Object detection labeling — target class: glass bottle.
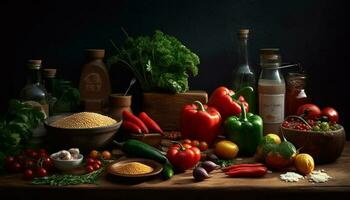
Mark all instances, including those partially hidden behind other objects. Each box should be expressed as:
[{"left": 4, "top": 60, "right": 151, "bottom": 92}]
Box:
[
  {"left": 20, "top": 60, "right": 49, "bottom": 117},
  {"left": 43, "top": 68, "right": 57, "bottom": 116},
  {"left": 232, "top": 29, "right": 256, "bottom": 113},
  {"left": 285, "top": 73, "right": 312, "bottom": 116},
  {"left": 258, "top": 49, "right": 285, "bottom": 135}
]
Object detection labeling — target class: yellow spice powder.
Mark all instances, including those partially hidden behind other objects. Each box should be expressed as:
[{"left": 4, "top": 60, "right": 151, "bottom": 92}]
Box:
[
  {"left": 51, "top": 112, "right": 117, "bottom": 129},
  {"left": 113, "top": 162, "right": 154, "bottom": 175}
]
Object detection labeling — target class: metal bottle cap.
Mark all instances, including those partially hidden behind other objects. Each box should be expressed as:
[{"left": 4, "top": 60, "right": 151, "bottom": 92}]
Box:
[
  {"left": 238, "top": 29, "right": 249, "bottom": 39},
  {"left": 259, "top": 48, "right": 281, "bottom": 68},
  {"left": 27, "top": 60, "right": 42, "bottom": 69}
]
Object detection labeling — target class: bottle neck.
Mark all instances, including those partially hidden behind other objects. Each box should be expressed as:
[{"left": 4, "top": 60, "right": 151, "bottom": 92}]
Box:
[
  {"left": 237, "top": 38, "right": 249, "bottom": 68},
  {"left": 28, "top": 68, "right": 41, "bottom": 85}
]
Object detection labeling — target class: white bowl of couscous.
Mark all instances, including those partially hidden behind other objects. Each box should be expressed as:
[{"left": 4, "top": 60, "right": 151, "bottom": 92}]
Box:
[{"left": 44, "top": 112, "right": 122, "bottom": 151}]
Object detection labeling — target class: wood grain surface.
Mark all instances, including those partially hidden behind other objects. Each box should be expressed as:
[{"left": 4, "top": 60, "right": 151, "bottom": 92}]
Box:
[{"left": 1, "top": 142, "right": 350, "bottom": 200}]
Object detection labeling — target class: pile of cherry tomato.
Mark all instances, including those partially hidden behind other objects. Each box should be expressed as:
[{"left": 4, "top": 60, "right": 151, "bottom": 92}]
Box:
[
  {"left": 183, "top": 139, "right": 208, "bottom": 151},
  {"left": 85, "top": 150, "right": 111, "bottom": 173},
  {"left": 4, "top": 149, "right": 53, "bottom": 180}
]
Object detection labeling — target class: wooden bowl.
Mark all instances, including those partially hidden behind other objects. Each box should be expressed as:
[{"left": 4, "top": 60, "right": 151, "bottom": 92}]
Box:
[
  {"left": 44, "top": 114, "right": 122, "bottom": 151},
  {"left": 281, "top": 125, "right": 346, "bottom": 164},
  {"left": 107, "top": 158, "right": 163, "bottom": 183},
  {"left": 127, "top": 133, "right": 162, "bottom": 147}
]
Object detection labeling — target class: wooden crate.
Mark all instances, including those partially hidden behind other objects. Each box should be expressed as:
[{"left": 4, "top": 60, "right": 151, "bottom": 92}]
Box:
[{"left": 142, "top": 91, "right": 208, "bottom": 131}]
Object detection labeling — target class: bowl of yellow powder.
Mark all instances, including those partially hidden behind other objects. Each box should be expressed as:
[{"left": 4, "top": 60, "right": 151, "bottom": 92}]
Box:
[
  {"left": 107, "top": 158, "right": 163, "bottom": 182},
  {"left": 44, "top": 112, "right": 122, "bottom": 151}
]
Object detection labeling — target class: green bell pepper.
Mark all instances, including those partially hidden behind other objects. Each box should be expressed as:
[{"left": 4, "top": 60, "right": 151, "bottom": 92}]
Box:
[{"left": 224, "top": 103, "right": 263, "bottom": 156}]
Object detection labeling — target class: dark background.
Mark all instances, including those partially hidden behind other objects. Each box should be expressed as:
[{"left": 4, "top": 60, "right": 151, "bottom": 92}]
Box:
[{"left": 1, "top": 0, "right": 348, "bottom": 136}]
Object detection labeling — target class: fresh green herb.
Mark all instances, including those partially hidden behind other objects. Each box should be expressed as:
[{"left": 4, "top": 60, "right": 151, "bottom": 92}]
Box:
[
  {"left": 32, "top": 167, "right": 105, "bottom": 186},
  {"left": 108, "top": 30, "right": 200, "bottom": 93},
  {"left": 216, "top": 159, "right": 235, "bottom": 167},
  {"left": 0, "top": 99, "right": 45, "bottom": 172}
]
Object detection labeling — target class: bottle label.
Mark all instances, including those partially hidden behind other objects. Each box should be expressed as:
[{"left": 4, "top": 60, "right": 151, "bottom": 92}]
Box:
[{"left": 259, "top": 93, "right": 285, "bottom": 123}]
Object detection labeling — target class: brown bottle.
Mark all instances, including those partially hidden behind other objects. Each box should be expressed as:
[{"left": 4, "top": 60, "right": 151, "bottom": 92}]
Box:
[{"left": 79, "top": 49, "right": 111, "bottom": 113}]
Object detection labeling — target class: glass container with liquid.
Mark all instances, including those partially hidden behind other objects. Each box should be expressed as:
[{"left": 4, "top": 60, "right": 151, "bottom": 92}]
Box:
[
  {"left": 232, "top": 29, "right": 256, "bottom": 113},
  {"left": 258, "top": 49, "right": 285, "bottom": 134}
]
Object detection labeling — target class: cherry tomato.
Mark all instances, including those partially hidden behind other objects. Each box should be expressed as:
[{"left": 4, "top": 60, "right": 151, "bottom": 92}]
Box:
[
  {"left": 101, "top": 151, "right": 111, "bottom": 160},
  {"left": 29, "top": 151, "right": 38, "bottom": 159},
  {"left": 25, "top": 159, "right": 36, "bottom": 170},
  {"left": 23, "top": 169, "right": 34, "bottom": 180},
  {"left": 37, "top": 167, "right": 47, "bottom": 177},
  {"left": 183, "top": 139, "right": 192, "bottom": 144},
  {"left": 86, "top": 165, "right": 94, "bottom": 173},
  {"left": 43, "top": 157, "right": 54, "bottom": 169},
  {"left": 15, "top": 154, "right": 26, "bottom": 165},
  {"left": 182, "top": 143, "right": 192, "bottom": 149},
  {"left": 38, "top": 149, "right": 47, "bottom": 154},
  {"left": 321, "top": 107, "right": 339, "bottom": 123},
  {"left": 93, "top": 163, "right": 101, "bottom": 170},
  {"left": 10, "top": 162, "right": 22, "bottom": 173},
  {"left": 25, "top": 149, "right": 34, "bottom": 157},
  {"left": 95, "top": 160, "right": 102, "bottom": 166},
  {"left": 199, "top": 141, "right": 208, "bottom": 151},
  {"left": 4, "top": 156, "right": 15, "bottom": 169},
  {"left": 89, "top": 150, "right": 99, "bottom": 159},
  {"left": 86, "top": 158, "right": 96, "bottom": 166},
  {"left": 191, "top": 140, "right": 200, "bottom": 147},
  {"left": 297, "top": 104, "right": 321, "bottom": 120},
  {"left": 38, "top": 151, "right": 47, "bottom": 158}
]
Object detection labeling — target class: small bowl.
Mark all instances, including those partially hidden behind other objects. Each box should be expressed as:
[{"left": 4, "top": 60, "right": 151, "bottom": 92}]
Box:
[
  {"left": 107, "top": 158, "right": 163, "bottom": 183},
  {"left": 281, "top": 125, "right": 346, "bottom": 164},
  {"left": 50, "top": 154, "right": 84, "bottom": 171},
  {"left": 44, "top": 114, "right": 122, "bottom": 151},
  {"left": 127, "top": 133, "right": 162, "bottom": 147}
]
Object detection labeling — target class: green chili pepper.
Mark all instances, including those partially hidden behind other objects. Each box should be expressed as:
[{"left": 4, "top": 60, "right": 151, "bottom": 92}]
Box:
[{"left": 224, "top": 103, "right": 263, "bottom": 156}]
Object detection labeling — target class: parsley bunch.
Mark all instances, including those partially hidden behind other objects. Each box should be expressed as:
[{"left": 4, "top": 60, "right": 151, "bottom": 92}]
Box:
[{"left": 108, "top": 30, "right": 200, "bottom": 93}]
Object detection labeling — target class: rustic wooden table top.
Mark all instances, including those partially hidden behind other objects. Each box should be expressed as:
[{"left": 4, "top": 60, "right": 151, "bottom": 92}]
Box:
[{"left": 1, "top": 142, "right": 350, "bottom": 200}]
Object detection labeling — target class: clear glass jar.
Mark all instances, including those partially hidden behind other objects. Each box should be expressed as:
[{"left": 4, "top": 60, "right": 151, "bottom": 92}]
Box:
[
  {"left": 285, "top": 73, "right": 311, "bottom": 116},
  {"left": 258, "top": 49, "right": 285, "bottom": 134}
]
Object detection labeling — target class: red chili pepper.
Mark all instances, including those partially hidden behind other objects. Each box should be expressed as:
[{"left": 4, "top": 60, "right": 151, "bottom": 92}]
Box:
[
  {"left": 122, "top": 111, "right": 149, "bottom": 134},
  {"left": 181, "top": 101, "right": 221, "bottom": 145},
  {"left": 225, "top": 166, "right": 267, "bottom": 177},
  {"left": 122, "top": 121, "right": 142, "bottom": 134},
  {"left": 208, "top": 86, "right": 250, "bottom": 120},
  {"left": 222, "top": 163, "right": 265, "bottom": 172},
  {"left": 138, "top": 112, "right": 164, "bottom": 134}
]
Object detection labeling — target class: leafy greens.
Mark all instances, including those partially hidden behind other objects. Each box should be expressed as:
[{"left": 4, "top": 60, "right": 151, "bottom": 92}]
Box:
[{"left": 108, "top": 30, "right": 200, "bottom": 93}]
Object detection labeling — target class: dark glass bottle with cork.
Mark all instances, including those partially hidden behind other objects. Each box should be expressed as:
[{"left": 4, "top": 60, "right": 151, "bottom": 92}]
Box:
[
  {"left": 232, "top": 29, "right": 256, "bottom": 113},
  {"left": 20, "top": 60, "right": 49, "bottom": 117},
  {"left": 79, "top": 49, "right": 111, "bottom": 113}
]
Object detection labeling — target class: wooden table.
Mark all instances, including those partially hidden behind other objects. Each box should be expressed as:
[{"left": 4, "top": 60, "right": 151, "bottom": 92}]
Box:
[{"left": 1, "top": 143, "right": 350, "bottom": 200}]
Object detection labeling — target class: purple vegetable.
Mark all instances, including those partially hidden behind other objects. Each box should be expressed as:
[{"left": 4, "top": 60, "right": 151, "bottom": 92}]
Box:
[
  {"left": 207, "top": 153, "right": 219, "bottom": 163},
  {"left": 193, "top": 166, "right": 210, "bottom": 181},
  {"left": 201, "top": 161, "right": 220, "bottom": 173}
]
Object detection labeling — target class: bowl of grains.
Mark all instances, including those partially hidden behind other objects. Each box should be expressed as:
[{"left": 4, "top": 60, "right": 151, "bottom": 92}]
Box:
[
  {"left": 107, "top": 158, "right": 163, "bottom": 182},
  {"left": 44, "top": 112, "right": 122, "bottom": 151}
]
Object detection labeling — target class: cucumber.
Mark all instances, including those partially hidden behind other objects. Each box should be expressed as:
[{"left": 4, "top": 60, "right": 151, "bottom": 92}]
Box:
[
  {"left": 162, "top": 162, "right": 174, "bottom": 180},
  {"left": 113, "top": 139, "right": 168, "bottom": 164}
]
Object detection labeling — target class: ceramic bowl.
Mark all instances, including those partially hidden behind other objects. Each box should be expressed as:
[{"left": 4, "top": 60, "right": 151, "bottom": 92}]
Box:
[
  {"left": 281, "top": 125, "right": 346, "bottom": 164},
  {"left": 50, "top": 154, "right": 84, "bottom": 171},
  {"left": 44, "top": 114, "right": 122, "bottom": 151}
]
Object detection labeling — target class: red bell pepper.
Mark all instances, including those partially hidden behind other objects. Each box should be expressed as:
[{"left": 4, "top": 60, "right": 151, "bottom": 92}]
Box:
[
  {"left": 208, "top": 86, "right": 251, "bottom": 120},
  {"left": 181, "top": 101, "right": 221, "bottom": 145},
  {"left": 166, "top": 142, "right": 201, "bottom": 171}
]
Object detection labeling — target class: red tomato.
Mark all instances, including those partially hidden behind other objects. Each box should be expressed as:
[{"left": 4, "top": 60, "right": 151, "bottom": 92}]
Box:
[
  {"left": 89, "top": 150, "right": 99, "bottom": 159},
  {"left": 10, "top": 162, "right": 22, "bottom": 173},
  {"left": 199, "top": 141, "right": 209, "bottom": 151},
  {"left": 297, "top": 104, "right": 321, "bottom": 120},
  {"left": 321, "top": 107, "right": 339, "bottom": 123},
  {"left": 166, "top": 144, "right": 201, "bottom": 171},
  {"left": 43, "top": 157, "right": 54, "bottom": 169},
  {"left": 4, "top": 156, "right": 15, "bottom": 169},
  {"left": 182, "top": 143, "right": 192, "bottom": 149},
  {"left": 86, "top": 158, "right": 95, "bottom": 166},
  {"left": 183, "top": 139, "right": 192, "bottom": 144},
  {"left": 37, "top": 167, "right": 47, "bottom": 177},
  {"left": 38, "top": 149, "right": 47, "bottom": 154},
  {"left": 86, "top": 165, "right": 94, "bottom": 173},
  {"left": 93, "top": 163, "right": 101, "bottom": 170},
  {"left": 101, "top": 151, "right": 111, "bottom": 160},
  {"left": 95, "top": 160, "right": 102, "bottom": 166},
  {"left": 23, "top": 169, "right": 34, "bottom": 180},
  {"left": 15, "top": 154, "right": 26, "bottom": 165},
  {"left": 191, "top": 140, "right": 200, "bottom": 147}
]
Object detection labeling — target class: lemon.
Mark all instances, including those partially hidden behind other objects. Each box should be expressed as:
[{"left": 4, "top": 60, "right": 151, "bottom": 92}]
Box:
[
  {"left": 214, "top": 140, "right": 239, "bottom": 159},
  {"left": 266, "top": 133, "right": 281, "bottom": 144},
  {"left": 295, "top": 153, "right": 315, "bottom": 175}
]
